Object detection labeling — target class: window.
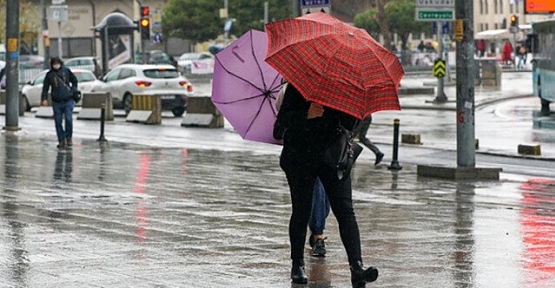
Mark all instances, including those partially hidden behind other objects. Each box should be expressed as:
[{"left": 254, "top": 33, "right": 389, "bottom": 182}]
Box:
[
  {"left": 500, "top": 0, "right": 503, "bottom": 14},
  {"left": 480, "top": 0, "right": 484, "bottom": 14},
  {"left": 119, "top": 68, "right": 135, "bottom": 80},
  {"left": 143, "top": 69, "right": 179, "bottom": 79},
  {"left": 104, "top": 69, "right": 120, "bottom": 82}
]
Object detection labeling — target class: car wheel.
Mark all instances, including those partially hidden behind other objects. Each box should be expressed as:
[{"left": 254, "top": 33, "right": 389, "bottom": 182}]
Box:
[
  {"left": 172, "top": 106, "right": 185, "bottom": 117},
  {"left": 22, "top": 95, "right": 31, "bottom": 112},
  {"left": 123, "top": 93, "right": 133, "bottom": 115}
]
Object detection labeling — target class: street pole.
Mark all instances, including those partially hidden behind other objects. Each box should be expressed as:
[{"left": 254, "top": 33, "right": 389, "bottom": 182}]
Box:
[
  {"left": 292, "top": 0, "right": 300, "bottom": 17},
  {"left": 58, "top": 21, "right": 63, "bottom": 58},
  {"left": 455, "top": 0, "right": 476, "bottom": 167},
  {"left": 41, "top": 0, "right": 50, "bottom": 68},
  {"left": 435, "top": 21, "right": 446, "bottom": 102},
  {"left": 5, "top": 0, "right": 19, "bottom": 130},
  {"left": 264, "top": 2, "right": 269, "bottom": 29}
]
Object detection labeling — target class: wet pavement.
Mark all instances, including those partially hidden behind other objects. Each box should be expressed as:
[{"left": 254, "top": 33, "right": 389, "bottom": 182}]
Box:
[{"left": 0, "top": 72, "right": 554, "bottom": 287}]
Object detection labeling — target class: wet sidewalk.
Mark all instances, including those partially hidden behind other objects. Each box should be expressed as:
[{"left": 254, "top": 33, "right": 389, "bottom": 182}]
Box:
[{"left": 0, "top": 131, "right": 554, "bottom": 287}]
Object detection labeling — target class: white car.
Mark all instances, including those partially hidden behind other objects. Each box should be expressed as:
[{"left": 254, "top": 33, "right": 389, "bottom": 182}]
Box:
[
  {"left": 91, "top": 64, "right": 193, "bottom": 116},
  {"left": 21, "top": 68, "right": 101, "bottom": 111},
  {"left": 177, "top": 52, "right": 213, "bottom": 73}
]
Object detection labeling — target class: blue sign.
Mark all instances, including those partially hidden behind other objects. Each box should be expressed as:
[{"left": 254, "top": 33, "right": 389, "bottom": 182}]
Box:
[
  {"left": 301, "top": 0, "right": 330, "bottom": 7},
  {"left": 153, "top": 33, "right": 163, "bottom": 44}
]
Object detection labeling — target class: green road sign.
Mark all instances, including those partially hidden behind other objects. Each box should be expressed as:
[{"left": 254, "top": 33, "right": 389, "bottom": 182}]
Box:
[{"left": 416, "top": 9, "right": 454, "bottom": 21}]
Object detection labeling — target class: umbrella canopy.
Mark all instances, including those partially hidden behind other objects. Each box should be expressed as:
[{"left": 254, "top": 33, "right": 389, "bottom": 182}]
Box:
[
  {"left": 211, "top": 29, "right": 283, "bottom": 145},
  {"left": 265, "top": 12, "right": 404, "bottom": 120}
]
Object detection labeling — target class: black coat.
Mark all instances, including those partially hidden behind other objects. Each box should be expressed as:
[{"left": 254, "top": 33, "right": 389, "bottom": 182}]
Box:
[{"left": 41, "top": 66, "right": 78, "bottom": 103}]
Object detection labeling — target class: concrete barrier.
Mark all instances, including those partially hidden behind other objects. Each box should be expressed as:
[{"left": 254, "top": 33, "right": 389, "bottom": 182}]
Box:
[
  {"left": 0, "top": 90, "right": 26, "bottom": 116},
  {"left": 401, "top": 133, "right": 421, "bottom": 144},
  {"left": 181, "top": 96, "right": 224, "bottom": 128},
  {"left": 77, "top": 92, "right": 114, "bottom": 120},
  {"left": 518, "top": 144, "right": 541, "bottom": 156},
  {"left": 125, "top": 94, "right": 162, "bottom": 124}
]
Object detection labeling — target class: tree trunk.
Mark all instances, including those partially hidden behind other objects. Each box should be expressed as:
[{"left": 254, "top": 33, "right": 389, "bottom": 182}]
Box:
[{"left": 376, "top": 0, "right": 391, "bottom": 51}]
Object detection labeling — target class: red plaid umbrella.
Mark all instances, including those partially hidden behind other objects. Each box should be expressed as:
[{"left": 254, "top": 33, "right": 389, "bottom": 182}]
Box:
[{"left": 265, "top": 12, "right": 404, "bottom": 119}]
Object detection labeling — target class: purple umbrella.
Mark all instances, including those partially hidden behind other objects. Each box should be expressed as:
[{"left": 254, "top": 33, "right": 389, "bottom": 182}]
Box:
[{"left": 211, "top": 29, "right": 283, "bottom": 145}]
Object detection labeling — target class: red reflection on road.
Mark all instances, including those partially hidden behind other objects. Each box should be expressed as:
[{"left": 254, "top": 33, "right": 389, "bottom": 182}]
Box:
[
  {"left": 520, "top": 178, "right": 555, "bottom": 285},
  {"left": 135, "top": 153, "right": 150, "bottom": 243}
]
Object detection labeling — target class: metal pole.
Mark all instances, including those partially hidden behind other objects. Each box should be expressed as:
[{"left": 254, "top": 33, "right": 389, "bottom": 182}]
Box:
[
  {"left": 455, "top": 0, "right": 476, "bottom": 167},
  {"left": 5, "top": 0, "right": 20, "bottom": 130},
  {"left": 388, "top": 119, "right": 402, "bottom": 170},
  {"left": 58, "top": 21, "right": 63, "bottom": 57},
  {"left": 435, "top": 21, "right": 447, "bottom": 103},
  {"left": 264, "top": 2, "right": 269, "bottom": 30},
  {"left": 97, "top": 104, "right": 107, "bottom": 142},
  {"left": 292, "top": 0, "right": 300, "bottom": 17},
  {"left": 41, "top": 0, "right": 50, "bottom": 69}
]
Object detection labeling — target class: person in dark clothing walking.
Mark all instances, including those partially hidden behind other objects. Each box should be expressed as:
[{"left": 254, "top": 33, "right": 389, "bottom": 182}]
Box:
[
  {"left": 276, "top": 83, "right": 378, "bottom": 287},
  {"left": 41, "top": 57, "right": 78, "bottom": 149},
  {"left": 357, "top": 115, "right": 384, "bottom": 165}
]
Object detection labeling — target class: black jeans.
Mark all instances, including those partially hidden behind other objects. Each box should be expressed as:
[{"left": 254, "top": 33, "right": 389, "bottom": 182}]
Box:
[{"left": 280, "top": 151, "right": 362, "bottom": 265}]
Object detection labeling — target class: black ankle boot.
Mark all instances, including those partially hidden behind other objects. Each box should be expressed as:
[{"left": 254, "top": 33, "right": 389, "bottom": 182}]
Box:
[
  {"left": 291, "top": 259, "right": 308, "bottom": 284},
  {"left": 350, "top": 261, "right": 378, "bottom": 288}
]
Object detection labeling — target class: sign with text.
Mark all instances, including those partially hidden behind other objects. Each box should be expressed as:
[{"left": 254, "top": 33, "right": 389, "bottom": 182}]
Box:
[
  {"left": 301, "top": 0, "right": 330, "bottom": 7},
  {"left": 416, "top": 0, "right": 454, "bottom": 7},
  {"left": 416, "top": 8, "right": 454, "bottom": 21}
]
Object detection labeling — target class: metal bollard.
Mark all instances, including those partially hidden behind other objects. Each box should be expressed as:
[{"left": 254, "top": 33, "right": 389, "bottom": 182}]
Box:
[
  {"left": 97, "top": 104, "right": 107, "bottom": 142},
  {"left": 388, "top": 118, "right": 402, "bottom": 170}
]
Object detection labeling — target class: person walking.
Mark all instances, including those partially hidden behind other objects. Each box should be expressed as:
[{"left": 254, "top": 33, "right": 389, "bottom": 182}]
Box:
[
  {"left": 41, "top": 57, "right": 78, "bottom": 149},
  {"left": 357, "top": 115, "right": 384, "bottom": 165},
  {"left": 276, "top": 83, "right": 378, "bottom": 287},
  {"left": 308, "top": 177, "right": 329, "bottom": 257}
]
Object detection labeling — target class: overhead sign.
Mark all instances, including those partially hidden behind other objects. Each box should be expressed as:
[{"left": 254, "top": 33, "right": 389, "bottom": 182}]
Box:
[
  {"left": 301, "top": 0, "right": 330, "bottom": 6},
  {"left": 525, "top": 0, "right": 555, "bottom": 14},
  {"left": 416, "top": 8, "right": 454, "bottom": 21},
  {"left": 415, "top": 0, "right": 454, "bottom": 7}
]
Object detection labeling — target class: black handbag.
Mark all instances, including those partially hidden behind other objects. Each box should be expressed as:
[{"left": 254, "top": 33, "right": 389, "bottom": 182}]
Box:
[
  {"left": 323, "top": 125, "right": 363, "bottom": 180},
  {"left": 72, "top": 90, "right": 82, "bottom": 103}
]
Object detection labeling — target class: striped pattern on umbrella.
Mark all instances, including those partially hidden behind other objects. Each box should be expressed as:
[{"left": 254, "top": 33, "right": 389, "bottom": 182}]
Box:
[{"left": 265, "top": 12, "right": 404, "bottom": 119}]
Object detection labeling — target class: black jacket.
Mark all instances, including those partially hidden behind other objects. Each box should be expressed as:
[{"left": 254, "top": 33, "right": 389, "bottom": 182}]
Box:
[
  {"left": 276, "top": 84, "right": 359, "bottom": 159},
  {"left": 41, "top": 66, "right": 78, "bottom": 103}
]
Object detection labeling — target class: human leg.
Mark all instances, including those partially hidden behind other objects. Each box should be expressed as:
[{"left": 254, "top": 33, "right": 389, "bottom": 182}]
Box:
[
  {"left": 281, "top": 155, "right": 318, "bottom": 283},
  {"left": 358, "top": 115, "right": 384, "bottom": 165},
  {"left": 319, "top": 165, "right": 378, "bottom": 287},
  {"left": 63, "top": 101, "right": 74, "bottom": 144},
  {"left": 52, "top": 102, "right": 66, "bottom": 148},
  {"left": 308, "top": 177, "right": 330, "bottom": 256}
]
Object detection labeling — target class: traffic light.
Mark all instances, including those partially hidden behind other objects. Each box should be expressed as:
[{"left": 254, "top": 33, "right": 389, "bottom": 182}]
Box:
[
  {"left": 510, "top": 14, "right": 518, "bottom": 28},
  {"left": 140, "top": 6, "right": 150, "bottom": 41}
]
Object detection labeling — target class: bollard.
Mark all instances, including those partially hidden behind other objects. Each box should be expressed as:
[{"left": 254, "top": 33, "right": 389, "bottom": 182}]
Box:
[
  {"left": 97, "top": 104, "right": 107, "bottom": 142},
  {"left": 388, "top": 119, "right": 403, "bottom": 170}
]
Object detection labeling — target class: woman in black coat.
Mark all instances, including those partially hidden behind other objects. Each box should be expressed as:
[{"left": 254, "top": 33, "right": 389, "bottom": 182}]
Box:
[{"left": 276, "top": 83, "right": 378, "bottom": 287}]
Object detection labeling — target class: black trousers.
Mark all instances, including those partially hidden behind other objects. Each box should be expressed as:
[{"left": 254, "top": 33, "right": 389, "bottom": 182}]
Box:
[
  {"left": 357, "top": 115, "right": 381, "bottom": 155},
  {"left": 280, "top": 151, "right": 362, "bottom": 265}
]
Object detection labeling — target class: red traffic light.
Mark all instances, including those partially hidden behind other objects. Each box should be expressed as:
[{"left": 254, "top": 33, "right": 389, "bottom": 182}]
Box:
[
  {"left": 140, "top": 6, "right": 149, "bottom": 17},
  {"left": 140, "top": 18, "right": 150, "bottom": 28}
]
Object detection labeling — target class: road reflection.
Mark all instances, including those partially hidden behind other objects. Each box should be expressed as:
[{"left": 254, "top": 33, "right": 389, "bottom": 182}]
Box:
[
  {"left": 135, "top": 153, "right": 150, "bottom": 243},
  {"left": 2, "top": 135, "right": 29, "bottom": 286},
  {"left": 453, "top": 182, "right": 476, "bottom": 288},
  {"left": 520, "top": 178, "right": 555, "bottom": 287}
]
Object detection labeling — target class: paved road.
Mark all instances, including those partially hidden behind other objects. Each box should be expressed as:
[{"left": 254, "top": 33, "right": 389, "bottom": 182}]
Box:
[{"left": 0, "top": 71, "right": 553, "bottom": 287}]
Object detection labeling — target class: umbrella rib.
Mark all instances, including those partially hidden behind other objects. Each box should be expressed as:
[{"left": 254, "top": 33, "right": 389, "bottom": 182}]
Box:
[
  {"left": 215, "top": 54, "right": 267, "bottom": 94},
  {"left": 244, "top": 90, "right": 278, "bottom": 137},
  {"left": 212, "top": 93, "right": 268, "bottom": 105}
]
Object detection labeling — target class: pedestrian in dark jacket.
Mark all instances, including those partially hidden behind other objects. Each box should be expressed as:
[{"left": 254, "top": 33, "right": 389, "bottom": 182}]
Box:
[
  {"left": 356, "top": 115, "right": 384, "bottom": 165},
  {"left": 276, "top": 83, "right": 378, "bottom": 287},
  {"left": 41, "top": 56, "right": 78, "bottom": 149}
]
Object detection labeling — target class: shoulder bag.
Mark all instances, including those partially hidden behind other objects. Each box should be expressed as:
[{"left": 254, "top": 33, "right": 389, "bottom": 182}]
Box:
[
  {"left": 54, "top": 72, "right": 81, "bottom": 103},
  {"left": 323, "top": 125, "right": 363, "bottom": 180}
]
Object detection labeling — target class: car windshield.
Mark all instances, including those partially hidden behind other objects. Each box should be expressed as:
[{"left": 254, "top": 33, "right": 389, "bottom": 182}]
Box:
[
  {"left": 143, "top": 69, "right": 179, "bottom": 79},
  {"left": 74, "top": 72, "right": 96, "bottom": 82}
]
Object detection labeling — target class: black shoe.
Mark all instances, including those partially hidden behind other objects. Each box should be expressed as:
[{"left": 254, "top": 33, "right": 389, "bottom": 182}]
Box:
[
  {"left": 311, "top": 237, "right": 326, "bottom": 257},
  {"left": 375, "top": 152, "right": 384, "bottom": 165},
  {"left": 309, "top": 234, "right": 316, "bottom": 248},
  {"left": 57, "top": 141, "right": 66, "bottom": 149},
  {"left": 291, "top": 259, "right": 308, "bottom": 284},
  {"left": 351, "top": 261, "right": 378, "bottom": 288}
]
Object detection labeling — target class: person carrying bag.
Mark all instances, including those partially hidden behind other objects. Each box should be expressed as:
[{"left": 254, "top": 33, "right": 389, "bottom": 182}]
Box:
[{"left": 41, "top": 57, "right": 79, "bottom": 149}]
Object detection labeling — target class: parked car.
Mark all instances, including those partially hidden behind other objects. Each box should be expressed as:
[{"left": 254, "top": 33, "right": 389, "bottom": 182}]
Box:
[
  {"left": 90, "top": 64, "right": 193, "bottom": 116},
  {"left": 19, "top": 55, "right": 45, "bottom": 69},
  {"left": 65, "top": 56, "right": 103, "bottom": 78},
  {"left": 21, "top": 68, "right": 102, "bottom": 111},
  {"left": 177, "top": 52, "right": 213, "bottom": 73},
  {"left": 144, "top": 50, "right": 171, "bottom": 65}
]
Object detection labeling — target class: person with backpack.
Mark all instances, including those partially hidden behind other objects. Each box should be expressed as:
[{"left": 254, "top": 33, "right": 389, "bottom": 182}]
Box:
[{"left": 41, "top": 57, "right": 78, "bottom": 149}]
